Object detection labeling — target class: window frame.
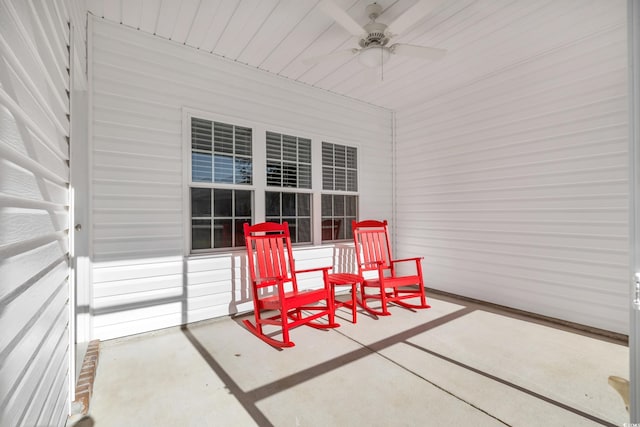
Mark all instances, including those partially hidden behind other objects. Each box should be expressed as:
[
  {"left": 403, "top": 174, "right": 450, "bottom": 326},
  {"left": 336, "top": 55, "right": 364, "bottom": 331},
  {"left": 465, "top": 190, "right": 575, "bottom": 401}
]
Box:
[{"left": 182, "top": 108, "right": 360, "bottom": 255}]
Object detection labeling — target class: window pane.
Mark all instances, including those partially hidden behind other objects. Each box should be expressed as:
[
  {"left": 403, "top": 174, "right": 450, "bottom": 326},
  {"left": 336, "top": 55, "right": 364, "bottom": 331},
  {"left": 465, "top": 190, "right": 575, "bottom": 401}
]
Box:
[
  {"left": 266, "top": 192, "right": 280, "bottom": 216},
  {"left": 335, "top": 146, "right": 345, "bottom": 167},
  {"left": 213, "top": 189, "right": 232, "bottom": 217},
  {"left": 322, "top": 194, "right": 332, "bottom": 216},
  {"left": 235, "top": 126, "right": 252, "bottom": 156},
  {"left": 345, "top": 217, "right": 355, "bottom": 239},
  {"left": 282, "top": 163, "right": 297, "bottom": 187},
  {"left": 266, "top": 161, "right": 282, "bottom": 187},
  {"left": 347, "top": 146, "right": 357, "bottom": 169},
  {"left": 266, "top": 132, "right": 281, "bottom": 159},
  {"left": 299, "top": 139, "right": 311, "bottom": 163},
  {"left": 235, "top": 190, "right": 252, "bottom": 216},
  {"left": 298, "top": 164, "right": 311, "bottom": 189},
  {"left": 213, "top": 122, "right": 234, "bottom": 153},
  {"left": 191, "top": 188, "right": 211, "bottom": 217},
  {"left": 235, "top": 158, "right": 252, "bottom": 184},
  {"left": 346, "top": 195, "right": 357, "bottom": 216},
  {"left": 192, "top": 152, "right": 212, "bottom": 182},
  {"left": 298, "top": 218, "right": 311, "bottom": 243},
  {"left": 282, "top": 192, "right": 296, "bottom": 216},
  {"left": 322, "top": 142, "right": 333, "bottom": 166},
  {"left": 286, "top": 218, "right": 297, "bottom": 243},
  {"left": 282, "top": 135, "right": 297, "bottom": 161},
  {"left": 347, "top": 169, "right": 357, "bottom": 192},
  {"left": 298, "top": 193, "right": 310, "bottom": 216},
  {"left": 191, "top": 118, "right": 212, "bottom": 151},
  {"left": 337, "top": 218, "right": 346, "bottom": 240},
  {"left": 235, "top": 220, "right": 247, "bottom": 247},
  {"left": 213, "top": 219, "right": 232, "bottom": 247},
  {"left": 322, "top": 167, "right": 333, "bottom": 190},
  {"left": 214, "top": 154, "right": 233, "bottom": 183},
  {"left": 322, "top": 219, "right": 339, "bottom": 241},
  {"left": 192, "top": 219, "right": 211, "bottom": 250},
  {"left": 334, "top": 195, "right": 345, "bottom": 216},
  {"left": 335, "top": 168, "right": 346, "bottom": 191}
]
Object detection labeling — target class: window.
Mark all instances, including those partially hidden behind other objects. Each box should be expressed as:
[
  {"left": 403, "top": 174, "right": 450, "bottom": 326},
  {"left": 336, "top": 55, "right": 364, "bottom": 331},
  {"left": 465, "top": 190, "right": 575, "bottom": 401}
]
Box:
[
  {"left": 187, "top": 113, "right": 360, "bottom": 251},
  {"left": 190, "top": 118, "right": 253, "bottom": 250},
  {"left": 265, "top": 131, "right": 313, "bottom": 243},
  {"left": 322, "top": 142, "right": 358, "bottom": 242}
]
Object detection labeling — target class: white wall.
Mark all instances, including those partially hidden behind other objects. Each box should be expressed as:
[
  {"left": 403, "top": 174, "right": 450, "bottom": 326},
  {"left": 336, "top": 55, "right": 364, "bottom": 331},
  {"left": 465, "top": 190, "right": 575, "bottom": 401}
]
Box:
[
  {"left": 90, "top": 17, "right": 393, "bottom": 340},
  {"left": 0, "top": 0, "right": 87, "bottom": 425},
  {"left": 395, "top": 1, "right": 628, "bottom": 333}
]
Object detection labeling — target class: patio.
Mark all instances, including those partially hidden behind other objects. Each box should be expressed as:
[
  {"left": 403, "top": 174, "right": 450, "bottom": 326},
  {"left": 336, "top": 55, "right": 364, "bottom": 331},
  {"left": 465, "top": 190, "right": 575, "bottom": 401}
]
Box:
[{"left": 88, "top": 292, "right": 629, "bottom": 426}]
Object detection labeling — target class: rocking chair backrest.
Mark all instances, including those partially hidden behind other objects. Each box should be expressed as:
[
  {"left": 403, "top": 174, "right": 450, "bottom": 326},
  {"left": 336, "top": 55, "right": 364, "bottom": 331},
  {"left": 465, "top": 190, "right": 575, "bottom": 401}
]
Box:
[
  {"left": 244, "top": 222, "right": 296, "bottom": 290},
  {"left": 352, "top": 220, "right": 393, "bottom": 273}
]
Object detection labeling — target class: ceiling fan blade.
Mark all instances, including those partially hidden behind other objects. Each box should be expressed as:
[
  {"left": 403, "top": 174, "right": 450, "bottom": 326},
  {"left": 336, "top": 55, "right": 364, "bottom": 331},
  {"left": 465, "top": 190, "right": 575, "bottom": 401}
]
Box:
[
  {"left": 302, "top": 48, "right": 359, "bottom": 65},
  {"left": 390, "top": 43, "right": 446, "bottom": 60},
  {"left": 319, "top": 0, "right": 366, "bottom": 36},
  {"left": 386, "top": 0, "right": 442, "bottom": 36}
]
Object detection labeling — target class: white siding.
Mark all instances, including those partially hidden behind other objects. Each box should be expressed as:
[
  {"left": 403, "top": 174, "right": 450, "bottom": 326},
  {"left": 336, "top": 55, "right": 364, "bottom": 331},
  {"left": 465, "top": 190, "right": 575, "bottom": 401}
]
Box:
[
  {"left": 0, "top": 0, "right": 86, "bottom": 425},
  {"left": 90, "top": 17, "right": 392, "bottom": 340},
  {"left": 395, "top": 3, "right": 628, "bottom": 333}
]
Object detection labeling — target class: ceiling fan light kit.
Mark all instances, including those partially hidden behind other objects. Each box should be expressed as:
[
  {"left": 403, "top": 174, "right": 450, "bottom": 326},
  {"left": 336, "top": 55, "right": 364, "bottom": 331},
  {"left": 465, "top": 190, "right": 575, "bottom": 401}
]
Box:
[
  {"left": 310, "top": 1, "right": 447, "bottom": 71},
  {"left": 358, "top": 46, "right": 391, "bottom": 67}
]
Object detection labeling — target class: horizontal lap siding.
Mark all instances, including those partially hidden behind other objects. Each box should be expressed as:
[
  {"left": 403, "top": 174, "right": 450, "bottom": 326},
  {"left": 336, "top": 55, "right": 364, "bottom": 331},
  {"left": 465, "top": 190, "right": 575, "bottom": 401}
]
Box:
[
  {"left": 395, "top": 3, "right": 628, "bottom": 333},
  {"left": 0, "top": 0, "right": 85, "bottom": 425},
  {"left": 90, "top": 18, "right": 392, "bottom": 340}
]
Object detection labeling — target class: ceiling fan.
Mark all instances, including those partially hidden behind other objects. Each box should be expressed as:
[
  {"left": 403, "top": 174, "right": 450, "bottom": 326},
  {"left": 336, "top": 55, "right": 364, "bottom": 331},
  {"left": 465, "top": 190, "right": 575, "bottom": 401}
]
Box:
[{"left": 305, "top": 0, "right": 446, "bottom": 68}]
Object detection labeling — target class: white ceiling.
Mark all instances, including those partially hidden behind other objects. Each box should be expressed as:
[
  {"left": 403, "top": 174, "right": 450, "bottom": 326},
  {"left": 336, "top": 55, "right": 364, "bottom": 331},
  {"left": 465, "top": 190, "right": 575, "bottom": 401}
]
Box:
[{"left": 87, "top": 0, "right": 623, "bottom": 111}]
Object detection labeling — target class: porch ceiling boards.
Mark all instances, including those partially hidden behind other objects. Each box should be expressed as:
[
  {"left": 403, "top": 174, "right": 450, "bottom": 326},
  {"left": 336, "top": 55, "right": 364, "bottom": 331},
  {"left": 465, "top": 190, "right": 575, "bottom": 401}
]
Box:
[{"left": 87, "top": 0, "right": 619, "bottom": 111}]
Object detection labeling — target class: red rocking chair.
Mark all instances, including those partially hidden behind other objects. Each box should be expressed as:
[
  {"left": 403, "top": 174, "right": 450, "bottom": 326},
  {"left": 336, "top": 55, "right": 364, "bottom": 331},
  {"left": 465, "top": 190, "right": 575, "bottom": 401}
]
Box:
[
  {"left": 243, "top": 221, "right": 338, "bottom": 348},
  {"left": 352, "top": 219, "right": 430, "bottom": 316}
]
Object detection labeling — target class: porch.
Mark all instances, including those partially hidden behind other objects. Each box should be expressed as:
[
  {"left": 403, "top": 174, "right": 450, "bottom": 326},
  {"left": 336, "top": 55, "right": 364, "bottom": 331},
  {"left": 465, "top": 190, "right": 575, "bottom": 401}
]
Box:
[{"left": 87, "top": 292, "right": 628, "bottom": 426}]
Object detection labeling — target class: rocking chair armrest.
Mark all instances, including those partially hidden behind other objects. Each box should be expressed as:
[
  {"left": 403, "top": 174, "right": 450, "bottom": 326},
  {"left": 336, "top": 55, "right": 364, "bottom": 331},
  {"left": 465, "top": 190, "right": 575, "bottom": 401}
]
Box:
[
  {"left": 253, "top": 276, "right": 285, "bottom": 287},
  {"left": 361, "top": 261, "right": 384, "bottom": 268},
  {"left": 294, "top": 266, "right": 332, "bottom": 275},
  {"left": 390, "top": 257, "right": 424, "bottom": 265}
]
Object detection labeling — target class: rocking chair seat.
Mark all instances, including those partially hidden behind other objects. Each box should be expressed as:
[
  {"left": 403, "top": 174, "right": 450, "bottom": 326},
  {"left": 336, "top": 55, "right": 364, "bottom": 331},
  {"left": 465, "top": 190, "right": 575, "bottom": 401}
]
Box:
[
  {"left": 363, "top": 274, "right": 422, "bottom": 289},
  {"left": 259, "top": 288, "right": 330, "bottom": 309}
]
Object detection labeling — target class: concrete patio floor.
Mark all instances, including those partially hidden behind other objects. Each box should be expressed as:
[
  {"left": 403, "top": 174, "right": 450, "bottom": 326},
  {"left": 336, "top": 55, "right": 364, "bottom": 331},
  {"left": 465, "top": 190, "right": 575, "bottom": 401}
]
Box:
[{"left": 87, "top": 292, "right": 629, "bottom": 426}]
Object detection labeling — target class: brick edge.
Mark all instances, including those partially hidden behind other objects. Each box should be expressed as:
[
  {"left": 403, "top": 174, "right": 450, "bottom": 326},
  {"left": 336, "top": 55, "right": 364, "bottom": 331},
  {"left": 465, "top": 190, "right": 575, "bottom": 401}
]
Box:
[{"left": 73, "top": 340, "right": 100, "bottom": 415}]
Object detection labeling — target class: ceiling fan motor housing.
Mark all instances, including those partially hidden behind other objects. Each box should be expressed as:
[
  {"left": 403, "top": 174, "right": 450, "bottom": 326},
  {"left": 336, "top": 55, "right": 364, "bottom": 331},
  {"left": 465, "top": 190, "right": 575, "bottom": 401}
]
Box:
[{"left": 359, "top": 21, "right": 389, "bottom": 47}]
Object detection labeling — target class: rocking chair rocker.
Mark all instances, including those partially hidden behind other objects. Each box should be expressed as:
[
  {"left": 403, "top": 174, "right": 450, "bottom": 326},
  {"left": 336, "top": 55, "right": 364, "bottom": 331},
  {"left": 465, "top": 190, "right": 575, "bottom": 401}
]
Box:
[
  {"left": 243, "top": 221, "right": 338, "bottom": 347},
  {"left": 352, "top": 219, "right": 430, "bottom": 316}
]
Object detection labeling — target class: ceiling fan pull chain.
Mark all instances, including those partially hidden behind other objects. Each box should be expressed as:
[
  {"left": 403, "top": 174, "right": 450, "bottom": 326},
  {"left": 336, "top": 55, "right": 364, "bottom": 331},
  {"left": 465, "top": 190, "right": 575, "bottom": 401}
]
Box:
[{"left": 380, "top": 47, "right": 384, "bottom": 81}]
